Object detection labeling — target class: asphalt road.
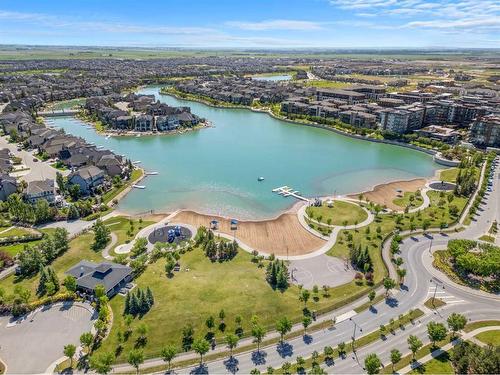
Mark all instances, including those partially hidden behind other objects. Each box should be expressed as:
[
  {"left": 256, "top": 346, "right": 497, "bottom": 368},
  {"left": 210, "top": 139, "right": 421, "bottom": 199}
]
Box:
[{"left": 171, "top": 159, "right": 500, "bottom": 374}]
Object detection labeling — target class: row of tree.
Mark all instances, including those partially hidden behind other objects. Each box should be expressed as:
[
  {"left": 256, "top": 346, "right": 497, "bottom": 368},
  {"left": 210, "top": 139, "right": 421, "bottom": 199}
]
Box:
[
  {"left": 349, "top": 245, "right": 373, "bottom": 273},
  {"left": 266, "top": 259, "right": 289, "bottom": 291},
  {"left": 17, "top": 227, "right": 69, "bottom": 275},
  {"left": 124, "top": 287, "right": 154, "bottom": 317},
  {"left": 203, "top": 239, "right": 238, "bottom": 262},
  {"left": 448, "top": 239, "right": 499, "bottom": 279},
  {"left": 454, "top": 167, "right": 477, "bottom": 197}
]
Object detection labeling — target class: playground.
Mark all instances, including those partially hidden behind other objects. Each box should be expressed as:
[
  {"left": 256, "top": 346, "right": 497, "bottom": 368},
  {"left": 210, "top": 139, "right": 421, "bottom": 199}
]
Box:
[{"left": 148, "top": 225, "right": 193, "bottom": 245}]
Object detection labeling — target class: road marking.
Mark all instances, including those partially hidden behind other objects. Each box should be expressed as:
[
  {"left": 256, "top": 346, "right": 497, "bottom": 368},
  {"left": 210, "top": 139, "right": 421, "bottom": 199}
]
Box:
[{"left": 336, "top": 310, "right": 357, "bottom": 323}]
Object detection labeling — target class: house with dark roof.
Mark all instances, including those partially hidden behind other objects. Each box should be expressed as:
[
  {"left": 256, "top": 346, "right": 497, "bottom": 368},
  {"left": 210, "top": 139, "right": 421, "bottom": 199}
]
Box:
[
  {"left": 26, "top": 179, "right": 55, "bottom": 204},
  {"left": 66, "top": 260, "right": 132, "bottom": 297},
  {"left": 68, "top": 165, "right": 105, "bottom": 195},
  {"left": 0, "top": 174, "right": 18, "bottom": 201}
]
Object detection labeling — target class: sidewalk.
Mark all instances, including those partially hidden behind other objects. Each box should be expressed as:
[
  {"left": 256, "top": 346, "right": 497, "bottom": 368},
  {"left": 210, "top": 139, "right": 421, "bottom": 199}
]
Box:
[{"left": 397, "top": 325, "right": 500, "bottom": 374}]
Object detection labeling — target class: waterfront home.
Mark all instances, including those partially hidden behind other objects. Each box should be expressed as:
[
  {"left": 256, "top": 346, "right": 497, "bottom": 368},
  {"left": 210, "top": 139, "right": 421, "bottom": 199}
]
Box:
[
  {"left": 68, "top": 165, "right": 105, "bottom": 195},
  {"left": 95, "top": 154, "right": 125, "bottom": 177},
  {"left": 25, "top": 179, "right": 55, "bottom": 204},
  {"left": 156, "top": 115, "right": 179, "bottom": 131},
  {"left": 0, "top": 174, "right": 17, "bottom": 201},
  {"left": 134, "top": 114, "right": 154, "bottom": 132},
  {"left": 66, "top": 260, "right": 133, "bottom": 298}
]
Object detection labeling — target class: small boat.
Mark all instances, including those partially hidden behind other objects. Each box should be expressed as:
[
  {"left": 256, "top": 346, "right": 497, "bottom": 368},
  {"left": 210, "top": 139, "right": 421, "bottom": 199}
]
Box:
[
  {"left": 105, "top": 135, "right": 111, "bottom": 139},
  {"left": 258, "top": 177, "right": 265, "bottom": 181},
  {"left": 136, "top": 134, "right": 141, "bottom": 137},
  {"left": 147, "top": 171, "right": 159, "bottom": 175},
  {"left": 132, "top": 185, "right": 146, "bottom": 189},
  {"left": 132, "top": 160, "right": 141, "bottom": 164}
]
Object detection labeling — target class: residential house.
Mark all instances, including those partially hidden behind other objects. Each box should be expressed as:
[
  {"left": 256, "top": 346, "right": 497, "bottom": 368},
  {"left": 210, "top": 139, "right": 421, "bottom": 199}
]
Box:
[
  {"left": 0, "top": 174, "right": 17, "bottom": 201},
  {"left": 26, "top": 179, "right": 55, "bottom": 204},
  {"left": 68, "top": 165, "right": 105, "bottom": 195}
]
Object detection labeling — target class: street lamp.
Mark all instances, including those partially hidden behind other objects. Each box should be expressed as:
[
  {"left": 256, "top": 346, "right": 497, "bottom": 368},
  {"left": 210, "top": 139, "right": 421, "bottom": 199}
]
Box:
[{"left": 430, "top": 278, "right": 444, "bottom": 306}]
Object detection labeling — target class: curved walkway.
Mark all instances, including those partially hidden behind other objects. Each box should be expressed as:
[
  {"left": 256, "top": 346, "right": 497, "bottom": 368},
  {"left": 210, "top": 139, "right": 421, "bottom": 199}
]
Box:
[{"left": 101, "top": 232, "right": 118, "bottom": 260}]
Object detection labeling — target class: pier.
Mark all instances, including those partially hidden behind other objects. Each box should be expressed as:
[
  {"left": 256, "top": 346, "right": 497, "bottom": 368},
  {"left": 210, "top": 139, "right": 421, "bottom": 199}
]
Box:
[{"left": 272, "top": 186, "right": 309, "bottom": 201}]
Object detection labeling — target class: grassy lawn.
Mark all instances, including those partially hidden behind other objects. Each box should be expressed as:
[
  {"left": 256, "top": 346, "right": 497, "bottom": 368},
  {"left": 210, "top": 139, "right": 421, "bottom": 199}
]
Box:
[
  {"left": 104, "top": 216, "right": 156, "bottom": 254},
  {"left": 0, "top": 227, "right": 32, "bottom": 238},
  {"left": 439, "top": 168, "right": 459, "bottom": 183},
  {"left": 102, "top": 169, "right": 143, "bottom": 205},
  {"left": 393, "top": 192, "right": 424, "bottom": 209},
  {"left": 409, "top": 352, "right": 453, "bottom": 374},
  {"left": 475, "top": 330, "right": 500, "bottom": 346},
  {"left": 327, "top": 190, "right": 467, "bottom": 286},
  {"left": 0, "top": 228, "right": 55, "bottom": 257},
  {"left": 306, "top": 201, "right": 368, "bottom": 226},
  {"left": 382, "top": 335, "right": 452, "bottom": 373},
  {"left": 479, "top": 234, "right": 495, "bottom": 243},
  {"left": 424, "top": 297, "right": 446, "bottom": 309},
  {"left": 464, "top": 320, "right": 500, "bottom": 333},
  {"left": 0, "top": 232, "right": 103, "bottom": 302},
  {"left": 96, "top": 247, "right": 362, "bottom": 361}
]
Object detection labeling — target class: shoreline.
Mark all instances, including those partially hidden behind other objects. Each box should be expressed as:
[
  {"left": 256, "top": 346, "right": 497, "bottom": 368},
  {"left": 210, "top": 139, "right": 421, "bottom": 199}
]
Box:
[
  {"left": 71, "top": 112, "right": 212, "bottom": 138},
  {"left": 158, "top": 88, "right": 441, "bottom": 160}
]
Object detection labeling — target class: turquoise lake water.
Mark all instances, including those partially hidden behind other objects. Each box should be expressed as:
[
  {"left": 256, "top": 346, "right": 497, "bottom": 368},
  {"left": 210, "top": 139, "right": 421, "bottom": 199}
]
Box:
[
  {"left": 48, "top": 85, "right": 439, "bottom": 219},
  {"left": 252, "top": 74, "right": 291, "bottom": 81}
]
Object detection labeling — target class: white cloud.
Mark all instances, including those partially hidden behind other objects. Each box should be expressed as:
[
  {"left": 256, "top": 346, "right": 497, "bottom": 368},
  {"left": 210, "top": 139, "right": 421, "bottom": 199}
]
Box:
[{"left": 226, "top": 19, "right": 323, "bottom": 31}]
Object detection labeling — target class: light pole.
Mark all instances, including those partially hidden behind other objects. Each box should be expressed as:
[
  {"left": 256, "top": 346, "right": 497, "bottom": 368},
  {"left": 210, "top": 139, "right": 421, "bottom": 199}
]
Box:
[{"left": 430, "top": 278, "right": 444, "bottom": 306}]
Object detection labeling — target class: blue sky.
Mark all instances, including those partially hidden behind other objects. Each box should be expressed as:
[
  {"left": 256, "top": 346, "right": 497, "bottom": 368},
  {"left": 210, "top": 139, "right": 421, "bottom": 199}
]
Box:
[{"left": 0, "top": 0, "right": 498, "bottom": 48}]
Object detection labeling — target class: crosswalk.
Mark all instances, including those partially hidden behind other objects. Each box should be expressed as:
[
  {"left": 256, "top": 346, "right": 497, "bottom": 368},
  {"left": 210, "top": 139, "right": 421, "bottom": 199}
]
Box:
[{"left": 427, "top": 285, "right": 465, "bottom": 305}]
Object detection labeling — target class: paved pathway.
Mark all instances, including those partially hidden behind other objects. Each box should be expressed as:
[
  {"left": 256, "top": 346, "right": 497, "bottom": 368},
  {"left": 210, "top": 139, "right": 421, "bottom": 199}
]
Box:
[
  {"left": 397, "top": 325, "right": 500, "bottom": 374},
  {"left": 102, "top": 232, "right": 118, "bottom": 260}
]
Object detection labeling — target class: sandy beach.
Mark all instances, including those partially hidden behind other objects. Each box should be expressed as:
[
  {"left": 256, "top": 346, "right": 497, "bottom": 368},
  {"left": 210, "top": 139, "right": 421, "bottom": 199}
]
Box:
[{"left": 172, "top": 210, "right": 326, "bottom": 257}]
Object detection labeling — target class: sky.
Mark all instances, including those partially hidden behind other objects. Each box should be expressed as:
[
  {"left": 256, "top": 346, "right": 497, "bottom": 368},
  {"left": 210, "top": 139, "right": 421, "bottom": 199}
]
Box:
[{"left": 0, "top": 0, "right": 498, "bottom": 48}]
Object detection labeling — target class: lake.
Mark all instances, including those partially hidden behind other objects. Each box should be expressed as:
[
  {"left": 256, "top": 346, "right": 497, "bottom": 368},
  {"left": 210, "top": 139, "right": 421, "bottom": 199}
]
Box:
[
  {"left": 48, "top": 85, "right": 439, "bottom": 219},
  {"left": 252, "top": 74, "right": 292, "bottom": 81}
]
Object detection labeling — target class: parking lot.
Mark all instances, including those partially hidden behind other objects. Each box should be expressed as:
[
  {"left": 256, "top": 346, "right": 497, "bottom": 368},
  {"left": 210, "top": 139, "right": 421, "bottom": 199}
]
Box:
[{"left": 0, "top": 302, "right": 96, "bottom": 374}]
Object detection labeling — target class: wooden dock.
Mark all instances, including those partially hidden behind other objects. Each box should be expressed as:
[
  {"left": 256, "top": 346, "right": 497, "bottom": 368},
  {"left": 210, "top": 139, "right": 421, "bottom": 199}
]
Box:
[{"left": 272, "top": 186, "right": 308, "bottom": 201}]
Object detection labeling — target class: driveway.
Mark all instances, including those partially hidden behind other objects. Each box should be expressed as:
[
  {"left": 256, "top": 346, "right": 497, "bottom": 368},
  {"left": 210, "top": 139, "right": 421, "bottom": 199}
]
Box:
[
  {"left": 0, "top": 302, "right": 96, "bottom": 374},
  {"left": 0, "top": 136, "right": 69, "bottom": 183}
]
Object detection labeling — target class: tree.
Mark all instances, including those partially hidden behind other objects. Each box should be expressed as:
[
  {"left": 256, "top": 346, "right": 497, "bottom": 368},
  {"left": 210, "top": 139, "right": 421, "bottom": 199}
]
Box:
[
  {"left": 368, "top": 290, "right": 376, "bottom": 306},
  {"left": 427, "top": 321, "right": 447, "bottom": 347},
  {"left": 182, "top": 324, "right": 194, "bottom": 351},
  {"left": 206, "top": 315, "right": 215, "bottom": 332},
  {"left": 338, "top": 342, "right": 346, "bottom": 357},
  {"left": 447, "top": 313, "right": 467, "bottom": 337},
  {"left": 407, "top": 335, "right": 423, "bottom": 360},
  {"left": 324, "top": 345, "right": 334, "bottom": 361},
  {"left": 390, "top": 349, "right": 402, "bottom": 371},
  {"left": 364, "top": 353, "right": 381, "bottom": 374},
  {"left": 251, "top": 324, "right": 266, "bottom": 352},
  {"left": 68, "top": 183, "right": 80, "bottom": 200},
  {"left": 299, "top": 289, "right": 310, "bottom": 307},
  {"left": 136, "top": 322, "right": 149, "bottom": 346},
  {"left": 165, "top": 259, "right": 176, "bottom": 276},
  {"left": 63, "top": 275, "right": 77, "bottom": 292},
  {"left": 95, "top": 284, "right": 106, "bottom": 299},
  {"left": 275, "top": 316, "right": 292, "bottom": 342},
  {"left": 296, "top": 356, "right": 306, "bottom": 372},
  {"left": 63, "top": 344, "right": 77, "bottom": 368},
  {"left": 397, "top": 268, "right": 407, "bottom": 284},
  {"left": 80, "top": 332, "right": 94, "bottom": 354},
  {"left": 127, "top": 349, "right": 144, "bottom": 375},
  {"left": 131, "top": 237, "right": 148, "bottom": 256},
  {"left": 192, "top": 338, "right": 210, "bottom": 364},
  {"left": 226, "top": 334, "right": 239, "bottom": 358},
  {"left": 92, "top": 219, "right": 110, "bottom": 251},
  {"left": 383, "top": 277, "right": 396, "bottom": 297},
  {"left": 89, "top": 352, "right": 114, "bottom": 374},
  {"left": 160, "top": 345, "right": 177, "bottom": 371},
  {"left": 302, "top": 316, "right": 312, "bottom": 334},
  {"left": 67, "top": 204, "right": 80, "bottom": 220}
]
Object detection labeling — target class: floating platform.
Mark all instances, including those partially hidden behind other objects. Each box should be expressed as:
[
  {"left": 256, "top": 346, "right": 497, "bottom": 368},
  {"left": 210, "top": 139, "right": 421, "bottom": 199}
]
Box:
[
  {"left": 132, "top": 185, "right": 146, "bottom": 189},
  {"left": 272, "top": 186, "right": 308, "bottom": 201}
]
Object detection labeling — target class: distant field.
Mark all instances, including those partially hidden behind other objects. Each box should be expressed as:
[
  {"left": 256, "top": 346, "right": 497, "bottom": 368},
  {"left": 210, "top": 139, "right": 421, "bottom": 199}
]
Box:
[{"left": 0, "top": 46, "right": 498, "bottom": 60}]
